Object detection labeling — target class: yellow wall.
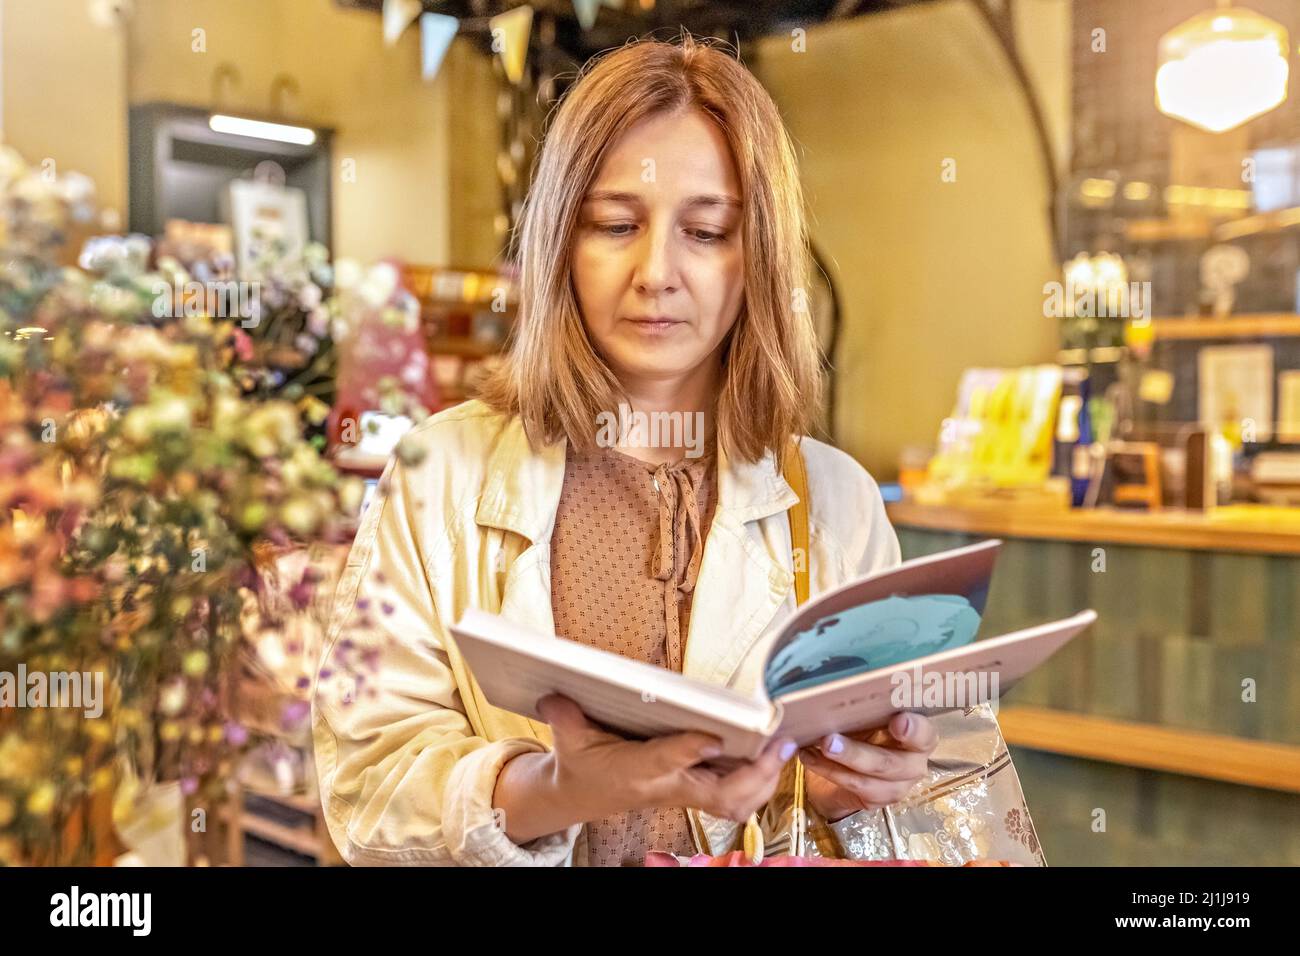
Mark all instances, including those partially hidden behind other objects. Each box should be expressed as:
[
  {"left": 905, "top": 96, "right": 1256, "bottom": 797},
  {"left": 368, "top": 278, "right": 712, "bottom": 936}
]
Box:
[
  {"left": 127, "top": 0, "right": 460, "bottom": 264},
  {"left": 756, "top": 0, "right": 1070, "bottom": 478},
  {"left": 444, "top": 40, "right": 505, "bottom": 269},
  {"left": 1, "top": 0, "right": 501, "bottom": 266},
  {"left": 0, "top": 0, "right": 129, "bottom": 225}
]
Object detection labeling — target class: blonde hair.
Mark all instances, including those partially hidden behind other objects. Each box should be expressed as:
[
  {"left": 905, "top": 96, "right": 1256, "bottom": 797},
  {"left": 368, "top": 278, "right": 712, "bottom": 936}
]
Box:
[{"left": 477, "top": 34, "right": 822, "bottom": 463}]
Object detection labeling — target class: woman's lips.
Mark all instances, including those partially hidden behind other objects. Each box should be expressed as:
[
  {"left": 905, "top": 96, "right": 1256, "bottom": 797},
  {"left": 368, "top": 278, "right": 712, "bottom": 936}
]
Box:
[{"left": 625, "top": 317, "right": 684, "bottom": 334}]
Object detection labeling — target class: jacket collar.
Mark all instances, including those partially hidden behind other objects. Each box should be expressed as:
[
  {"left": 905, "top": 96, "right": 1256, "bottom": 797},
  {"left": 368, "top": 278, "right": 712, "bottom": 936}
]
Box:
[
  {"left": 476, "top": 413, "right": 802, "bottom": 693},
  {"left": 474, "top": 414, "right": 799, "bottom": 543}
]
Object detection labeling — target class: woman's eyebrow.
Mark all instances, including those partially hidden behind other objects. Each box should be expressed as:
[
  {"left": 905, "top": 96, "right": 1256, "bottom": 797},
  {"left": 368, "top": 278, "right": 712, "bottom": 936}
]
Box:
[
  {"left": 582, "top": 190, "right": 741, "bottom": 209},
  {"left": 583, "top": 190, "right": 642, "bottom": 205},
  {"left": 682, "top": 194, "right": 742, "bottom": 209}
]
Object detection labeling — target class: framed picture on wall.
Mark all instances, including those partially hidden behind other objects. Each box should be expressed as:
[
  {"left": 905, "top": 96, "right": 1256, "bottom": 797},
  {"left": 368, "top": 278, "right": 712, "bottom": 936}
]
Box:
[
  {"left": 1198, "top": 344, "right": 1274, "bottom": 442},
  {"left": 226, "top": 179, "right": 310, "bottom": 280},
  {"left": 1278, "top": 370, "right": 1300, "bottom": 444}
]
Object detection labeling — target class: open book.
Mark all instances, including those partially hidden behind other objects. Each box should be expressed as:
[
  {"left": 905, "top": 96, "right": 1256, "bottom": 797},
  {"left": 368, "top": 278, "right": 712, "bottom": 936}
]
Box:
[{"left": 450, "top": 540, "right": 1096, "bottom": 761}]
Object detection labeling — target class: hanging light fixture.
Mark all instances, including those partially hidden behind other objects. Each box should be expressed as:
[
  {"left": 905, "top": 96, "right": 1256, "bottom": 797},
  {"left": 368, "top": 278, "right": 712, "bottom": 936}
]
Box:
[{"left": 1156, "top": 2, "right": 1291, "bottom": 133}]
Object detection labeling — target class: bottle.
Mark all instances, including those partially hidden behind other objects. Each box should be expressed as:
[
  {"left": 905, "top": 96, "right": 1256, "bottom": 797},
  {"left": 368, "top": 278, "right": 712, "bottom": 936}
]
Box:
[{"left": 1054, "top": 368, "right": 1094, "bottom": 507}]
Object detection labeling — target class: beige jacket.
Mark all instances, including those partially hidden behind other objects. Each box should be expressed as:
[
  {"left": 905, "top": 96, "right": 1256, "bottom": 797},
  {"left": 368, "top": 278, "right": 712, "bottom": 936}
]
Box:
[{"left": 312, "top": 399, "right": 904, "bottom": 866}]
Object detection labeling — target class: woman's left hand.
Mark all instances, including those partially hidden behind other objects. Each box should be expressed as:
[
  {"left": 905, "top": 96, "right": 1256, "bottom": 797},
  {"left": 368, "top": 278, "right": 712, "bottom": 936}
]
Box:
[{"left": 800, "top": 712, "right": 938, "bottom": 823}]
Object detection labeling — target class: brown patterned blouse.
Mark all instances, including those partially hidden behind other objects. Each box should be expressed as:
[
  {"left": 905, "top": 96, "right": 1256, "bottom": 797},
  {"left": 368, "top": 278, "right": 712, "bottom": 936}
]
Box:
[{"left": 549, "top": 439, "right": 718, "bottom": 866}]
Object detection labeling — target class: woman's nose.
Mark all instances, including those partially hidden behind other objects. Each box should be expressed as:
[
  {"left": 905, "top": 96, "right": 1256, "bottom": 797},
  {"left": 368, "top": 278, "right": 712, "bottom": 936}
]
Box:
[{"left": 632, "top": 222, "right": 678, "bottom": 295}]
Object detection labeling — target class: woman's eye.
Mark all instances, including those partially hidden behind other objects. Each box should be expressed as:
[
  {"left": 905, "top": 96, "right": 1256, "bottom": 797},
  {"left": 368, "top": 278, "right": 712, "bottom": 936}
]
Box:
[
  {"left": 596, "top": 222, "right": 636, "bottom": 237},
  {"left": 688, "top": 229, "right": 727, "bottom": 244}
]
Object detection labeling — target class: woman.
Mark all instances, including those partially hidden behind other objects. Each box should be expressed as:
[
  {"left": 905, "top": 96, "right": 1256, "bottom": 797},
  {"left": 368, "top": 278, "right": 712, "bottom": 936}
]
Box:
[{"left": 313, "top": 37, "right": 1028, "bottom": 867}]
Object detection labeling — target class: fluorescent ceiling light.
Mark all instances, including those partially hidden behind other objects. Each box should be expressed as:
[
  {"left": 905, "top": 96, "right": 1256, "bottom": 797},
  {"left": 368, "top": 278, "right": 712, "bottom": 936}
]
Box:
[{"left": 209, "top": 114, "right": 316, "bottom": 145}]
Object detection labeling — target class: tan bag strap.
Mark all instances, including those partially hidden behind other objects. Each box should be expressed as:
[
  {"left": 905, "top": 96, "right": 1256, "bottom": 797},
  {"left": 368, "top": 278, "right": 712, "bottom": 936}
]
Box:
[
  {"left": 784, "top": 440, "right": 811, "bottom": 606},
  {"left": 741, "top": 439, "right": 816, "bottom": 862},
  {"left": 783, "top": 439, "right": 814, "bottom": 857}
]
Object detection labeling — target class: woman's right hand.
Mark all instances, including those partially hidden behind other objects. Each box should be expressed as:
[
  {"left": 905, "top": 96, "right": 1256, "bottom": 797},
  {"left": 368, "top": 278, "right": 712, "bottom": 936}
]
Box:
[
  {"left": 492, "top": 693, "right": 796, "bottom": 845},
  {"left": 541, "top": 693, "right": 797, "bottom": 822}
]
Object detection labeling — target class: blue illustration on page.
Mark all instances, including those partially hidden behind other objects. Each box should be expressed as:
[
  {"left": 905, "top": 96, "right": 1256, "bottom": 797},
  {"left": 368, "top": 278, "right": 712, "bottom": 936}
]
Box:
[{"left": 764, "top": 594, "right": 983, "bottom": 698}]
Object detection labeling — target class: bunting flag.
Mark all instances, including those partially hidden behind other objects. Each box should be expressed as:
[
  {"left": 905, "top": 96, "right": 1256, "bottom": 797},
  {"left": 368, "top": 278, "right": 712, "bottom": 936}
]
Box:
[
  {"left": 572, "top": 0, "right": 600, "bottom": 30},
  {"left": 382, "top": 0, "right": 422, "bottom": 47},
  {"left": 490, "top": 5, "right": 533, "bottom": 86},
  {"left": 419, "top": 13, "right": 459, "bottom": 81}
]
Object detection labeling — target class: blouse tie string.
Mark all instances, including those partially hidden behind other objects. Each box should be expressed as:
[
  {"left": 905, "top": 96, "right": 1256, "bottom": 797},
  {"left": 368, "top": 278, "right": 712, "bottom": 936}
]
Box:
[{"left": 651, "top": 460, "right": 706, "bottom": 672}]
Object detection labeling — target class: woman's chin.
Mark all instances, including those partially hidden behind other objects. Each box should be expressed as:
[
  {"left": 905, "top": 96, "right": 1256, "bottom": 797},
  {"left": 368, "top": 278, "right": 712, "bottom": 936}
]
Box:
[{"left": 603, "top": 345, "right": 701, "bottom": 383}]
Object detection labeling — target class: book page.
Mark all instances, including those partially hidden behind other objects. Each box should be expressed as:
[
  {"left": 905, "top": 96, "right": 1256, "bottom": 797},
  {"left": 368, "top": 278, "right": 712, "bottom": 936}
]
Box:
[
  {"left": 766, "top": 593, "right": 983, "bottom": 697},
  {"left": 757, "top": 539, "right": 1000, "bottom": 697},
  {"left": 772, "top": 610, "right": 1096, "bottom": 745}
]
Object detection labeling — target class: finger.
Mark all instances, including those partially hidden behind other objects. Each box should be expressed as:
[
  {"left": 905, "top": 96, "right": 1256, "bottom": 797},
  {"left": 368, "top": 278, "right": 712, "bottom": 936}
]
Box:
[
  {"left": 535, "top": 693, "right": 577, "bottom": 724},
  {"left": 721, "top": 737, "right": 796, "bottom": 786},
  {"left": 697, "top": 754, "right": 747, "bottom": 775},
  {"left": 887, "top": 712, "right": 939, "bottom": 754},
  {"left": 535, "top": 694, "right": 608, "bottom": 751},
  {"left": 839, "top": 714, "right": 938, "bottom": 751},
  {"left": 797, "top": 750, "right": 920, "bottom": 808},
  {"left": 703, "top": 737, "right": 795, "bottom": 812},
  {"left": 845, "top": 726, "right": 892, "bottom": 746},
  {"left": 803, "top": 734, "right": 929, "bottom": 782},
  {"left": 640, "top": 730, "right": 726, "bottom": 773},
  {"left": 671, "top": 738, "right": 788, "bottom": 820}
]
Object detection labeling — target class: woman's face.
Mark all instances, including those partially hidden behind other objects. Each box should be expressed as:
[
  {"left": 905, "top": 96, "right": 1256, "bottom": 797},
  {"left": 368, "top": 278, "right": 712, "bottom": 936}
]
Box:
[{"left": 572, "top": 108, "right": 745, "bottom": 395}]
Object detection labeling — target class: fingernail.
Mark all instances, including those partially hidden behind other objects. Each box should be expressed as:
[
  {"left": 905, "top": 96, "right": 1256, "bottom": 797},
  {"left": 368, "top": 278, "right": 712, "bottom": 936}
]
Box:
[
  {"left": 699, "top": 745, "right": 723, "bottom": 759},
  {"left": 779, "top": 740, "right": 798, "bottom": 761},
  {"left": 824, "top": 734, "right": 844, "bottom": 755},
  {"left": 900, "top": 714, "right": 914, "bottom": 737}
]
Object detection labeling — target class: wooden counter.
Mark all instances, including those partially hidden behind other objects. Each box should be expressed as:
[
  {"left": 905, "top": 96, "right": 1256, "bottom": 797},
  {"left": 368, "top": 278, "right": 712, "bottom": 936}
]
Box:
[
  {"left": 887, "top": 498, "right": 1300, "bottom": 795},
  {"left": 886, "top": 500, "right": 1300, "bottom": 556}
]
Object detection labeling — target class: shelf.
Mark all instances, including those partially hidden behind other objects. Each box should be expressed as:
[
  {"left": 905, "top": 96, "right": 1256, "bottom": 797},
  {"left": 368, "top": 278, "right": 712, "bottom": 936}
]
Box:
[
  {"left": 1119, "top": 206, "right": 1300, "bottom": 244},
  {"left": 401, "top": 263, "right": 518, "bottom": 310},
  {"left": 1123, "top": 216, "right": 1214, "bottom": 243},
  {"left": 223, "top": 787, "right": 342, "bottom": 864},
  {"left": 999, "top": 706, "right": 1300, "bottom": 794},
  {"left": 241, "top": 785, "right": 320, "bottom": 815},
  {"left": 234, "top": 808, "right": 321, "bottom": 858},
  {"left": 886, "top": 500, "right": 1300, "bottom": 555},
  {"left": 1148, "top": 314, "right": 1300, "bottom": 340},
  {"left": 1214, "top": 205, "right": 1300, "bottom": 241},
  {"left": 1058, "top": 345, "right": 1126, "bottom": 365}
]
